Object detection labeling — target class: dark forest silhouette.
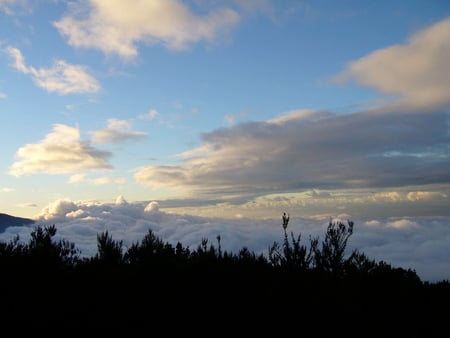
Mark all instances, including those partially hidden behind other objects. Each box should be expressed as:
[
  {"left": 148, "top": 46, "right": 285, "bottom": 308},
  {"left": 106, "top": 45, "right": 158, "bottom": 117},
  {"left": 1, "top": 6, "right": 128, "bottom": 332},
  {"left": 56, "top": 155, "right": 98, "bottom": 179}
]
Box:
[{"left": 0, "top": 215, "right": 448, "bottom": 334}]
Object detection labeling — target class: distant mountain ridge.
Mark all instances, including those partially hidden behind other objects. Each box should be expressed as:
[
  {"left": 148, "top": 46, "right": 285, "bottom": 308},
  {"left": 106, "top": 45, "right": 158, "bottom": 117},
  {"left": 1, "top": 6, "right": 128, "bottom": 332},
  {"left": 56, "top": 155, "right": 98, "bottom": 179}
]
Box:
[{"left": 0, "top": 213, "right": 35, "bottom": 233}]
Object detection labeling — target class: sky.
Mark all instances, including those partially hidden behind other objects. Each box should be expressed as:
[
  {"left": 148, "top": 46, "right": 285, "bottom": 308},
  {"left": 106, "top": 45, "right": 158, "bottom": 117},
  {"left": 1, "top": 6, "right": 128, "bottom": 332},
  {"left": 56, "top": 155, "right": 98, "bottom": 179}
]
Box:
[{"left": 1, "top": 1, "right": 450, "bottom": 282}]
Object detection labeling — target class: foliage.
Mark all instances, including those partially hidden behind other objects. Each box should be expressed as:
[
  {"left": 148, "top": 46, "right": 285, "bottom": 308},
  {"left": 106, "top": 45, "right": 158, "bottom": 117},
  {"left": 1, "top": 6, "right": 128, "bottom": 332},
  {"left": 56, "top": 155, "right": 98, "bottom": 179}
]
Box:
[
  {"left": 0, "top": 224, "right": 80, "bottom": 269},
  {"left": 312, "top": 219, "right": 355, "bottom": 275},
  {"left": 94, "top": 230, "right": 124, "bottom": 266},
  {"left": 0, "top": 215, "right": 447, "bottom": 333}
]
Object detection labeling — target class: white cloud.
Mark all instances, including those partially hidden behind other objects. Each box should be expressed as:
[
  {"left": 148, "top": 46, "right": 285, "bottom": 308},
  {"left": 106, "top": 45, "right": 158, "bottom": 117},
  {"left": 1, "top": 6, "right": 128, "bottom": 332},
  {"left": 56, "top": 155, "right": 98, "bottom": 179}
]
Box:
[
  {"left": 91, "top": 118, "right": 147, "bottom": 144},
  {"left": 0, "top": 92, "right": 7, "bottom": 99},
  {"left": 335, "top": 16, "right": 450, "bottom": 112},
  {"left": 38, "top": 198, "right": 79, "bottom": 222},
  {"left": 54, "top": 0, "right": 240, "bottom": 59},
  {"left": 386, "top": 219, "right": 419, "bottom": 230},
  {"left": 9, "top": 124, "right": 112, "bottom": 176},
  {"left": 68, "top": 173, "right": 87, "bottom": 184},
  {"left": 6, "top": 46, "right": 100, "bottom": 95},
  {"left": 115, "top": 195, "right": 127, "bottom": 205},
  {"left": 144, "top": 200, "right": 159, "bottom": 213}
]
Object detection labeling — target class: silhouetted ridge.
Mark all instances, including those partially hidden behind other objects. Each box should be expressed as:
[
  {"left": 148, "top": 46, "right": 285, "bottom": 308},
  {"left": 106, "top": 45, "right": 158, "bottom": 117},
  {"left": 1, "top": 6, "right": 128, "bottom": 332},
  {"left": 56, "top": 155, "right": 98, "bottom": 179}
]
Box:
[{"left": 0, "top": 213, "right": 34, "bottom": 233}]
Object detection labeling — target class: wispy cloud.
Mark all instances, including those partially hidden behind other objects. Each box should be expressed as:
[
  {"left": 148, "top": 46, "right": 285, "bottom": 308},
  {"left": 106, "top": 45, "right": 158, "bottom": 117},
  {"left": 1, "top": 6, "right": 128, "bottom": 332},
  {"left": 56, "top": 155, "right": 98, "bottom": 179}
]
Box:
[
  {"left": 5, "top": 46, "right": 100, "bottom": 95},
  {"left": 0, "top": 92, "right": 7, "bottom": 99},
  {"left": 68, "top": 173, "right": 87, "bottom": 184},
  {"left": 91, "top": 118, "right": 147, "bottom": 144},
  {"left": 68, "top": 173, "right": 126, "bottom": 185},
  {"left": 335, "top": 16, "right": 450, "bottom": 112},
  {"left": 1, "top": 187, "right": 14, "bottom": 192},
  {"left": 9, "top": 124, "right": 112, "bottom": 176},
  {"left": 90, "top": 176, "right": 126, "bottom": 185},
  {"left": 54, "top": 0, "right": 240, "bottom": 59},
  {"left": 0, "top": 0, "right": 30, "bottom": 14},
  {"left": 138, "top": 109, "right": 160, "bottom": 121}
]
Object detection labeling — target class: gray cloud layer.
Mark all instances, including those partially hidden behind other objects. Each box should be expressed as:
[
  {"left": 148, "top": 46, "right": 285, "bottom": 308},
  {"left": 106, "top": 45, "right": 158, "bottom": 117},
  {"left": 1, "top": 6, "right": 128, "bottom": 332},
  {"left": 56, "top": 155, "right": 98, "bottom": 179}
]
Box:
[{"left": 135, "top": 109, "right": 450, "bottom": 198}]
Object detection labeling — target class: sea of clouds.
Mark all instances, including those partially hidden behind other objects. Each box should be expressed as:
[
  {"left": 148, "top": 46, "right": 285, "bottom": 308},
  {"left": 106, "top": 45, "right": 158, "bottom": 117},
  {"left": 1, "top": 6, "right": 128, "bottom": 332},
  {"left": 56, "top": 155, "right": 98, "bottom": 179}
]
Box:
[{"left": 1, "top": 197, "right": 449, "bottom": 283}]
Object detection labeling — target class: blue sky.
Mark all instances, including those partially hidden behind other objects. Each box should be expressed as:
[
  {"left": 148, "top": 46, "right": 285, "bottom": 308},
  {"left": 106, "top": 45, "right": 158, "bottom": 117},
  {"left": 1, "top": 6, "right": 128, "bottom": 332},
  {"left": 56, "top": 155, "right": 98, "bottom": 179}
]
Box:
[
  {"left": 1, "top": 0, "right": 449, "bottom": 221},
  {"left": 1, "top": 0, "right": 450, "bottom": 283}
]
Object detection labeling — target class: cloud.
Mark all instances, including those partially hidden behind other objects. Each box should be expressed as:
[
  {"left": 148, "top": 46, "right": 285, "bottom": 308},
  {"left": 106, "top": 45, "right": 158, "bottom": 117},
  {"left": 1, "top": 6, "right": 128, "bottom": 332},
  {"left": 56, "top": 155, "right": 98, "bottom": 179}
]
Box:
[
  {"left": 0, "top": 92, "right": 7, "bottom": 99},
  {"left": 5, "top": 46, "right": 100, "bottom": 95},
  {"left": 53, "top": 0, "right": 240, "bottom": 59},
  {"left": 18, "top": 203, "right": 38, "bottom": 208},
  {"left": 91, "top": 118, "right": 147, "bottom": 144},
  {"left": 0, "top": 0, "right": 29, "bottom": 14},
  {"left": 1, "top": 187, "right": 14, "bottom": 192},
  {"left": 407, "top": 191, "right": 447, "bottom": 202},
  {"left": 9, "top": 124, "right": 112, "bottom": 176},
  {"left": 68, "top": 173, "right": 87, "bottom": 184},
  {"left": 68, "top": 173, "right": 126, "bottom": 185},
  {"left": 385, "top": 219, "right": 419, "bottom": 230},
  {"left": 0, "top": 197, "right": 448, "bottom": 282},
  {"left": 90, "top": 176, "right": 126, "bottom": 185},
  {"left": 134, "top": 109, "right": 450, "bottom": 200},
  {"left": 335, "top": 16, "right": 450, "bottom": 112},
  {"left": 138, "top": 109, "right": 160, "bottom": 120}
]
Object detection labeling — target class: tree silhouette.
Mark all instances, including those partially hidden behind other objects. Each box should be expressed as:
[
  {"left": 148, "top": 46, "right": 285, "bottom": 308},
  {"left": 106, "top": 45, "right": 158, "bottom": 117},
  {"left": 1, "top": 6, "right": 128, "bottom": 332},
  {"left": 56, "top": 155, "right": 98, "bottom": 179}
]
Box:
[
  {"left": 312, "top": 219, "right": 354, "bottom": 276},
  {"left": 0, "top": 216, "right": 448, "bottom": 334},
  {"left": 95, "top": 230, "right": 123, "bottom": 266}
]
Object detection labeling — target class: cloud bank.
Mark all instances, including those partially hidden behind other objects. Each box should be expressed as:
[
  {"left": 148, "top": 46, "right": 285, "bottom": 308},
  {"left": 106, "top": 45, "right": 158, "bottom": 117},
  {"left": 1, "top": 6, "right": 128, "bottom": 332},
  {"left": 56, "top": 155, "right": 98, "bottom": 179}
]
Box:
[
  {"left": 134, "top": 109, "right": 450, "bottom": 198},
  {"left": 1, "top": 197, "right": 448, "bottom": 283}
]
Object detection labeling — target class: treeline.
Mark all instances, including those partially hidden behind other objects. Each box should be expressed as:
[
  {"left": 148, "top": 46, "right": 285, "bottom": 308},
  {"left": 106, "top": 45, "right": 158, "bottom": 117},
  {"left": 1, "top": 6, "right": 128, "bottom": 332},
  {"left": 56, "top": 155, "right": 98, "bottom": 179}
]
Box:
[
  {"left": 0, "top": 219, "right": 423, "bottom": 282},
  {"left": 0, "top": 218, "right": 449, "bottom": 334}
]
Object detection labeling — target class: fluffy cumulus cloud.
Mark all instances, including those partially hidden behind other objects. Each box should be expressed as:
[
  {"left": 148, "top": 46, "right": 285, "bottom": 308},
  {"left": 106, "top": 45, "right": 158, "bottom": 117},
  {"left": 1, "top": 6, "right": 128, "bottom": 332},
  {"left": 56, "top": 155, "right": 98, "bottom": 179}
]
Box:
[
  {"left": 6, "top": 46, "right": 100, "bottom": 95},
  {"left": 53, "top": 0, "right": 241, "bottom": 59},
  {"left": 336, "top": 17, "right": 450, "bottom": 112},
  {"left": 9, "top": 124, "right": 112, "bottom": 176},
  {"left": 134, "top": 109, "right": 450, "bottom": 199},
  {"left": 0, "top": 198, "right": 449, "bottom": 283},
  {"left": 91, "top": 118, "right": 147, "bottom": 144}
]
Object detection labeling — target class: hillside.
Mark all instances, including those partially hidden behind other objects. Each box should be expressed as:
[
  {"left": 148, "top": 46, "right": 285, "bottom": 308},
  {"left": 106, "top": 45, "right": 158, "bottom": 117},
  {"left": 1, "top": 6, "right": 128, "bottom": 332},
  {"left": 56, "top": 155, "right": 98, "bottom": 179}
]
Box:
[{"left": 0, "top": 213, "right": 34, "bottom": 233}]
